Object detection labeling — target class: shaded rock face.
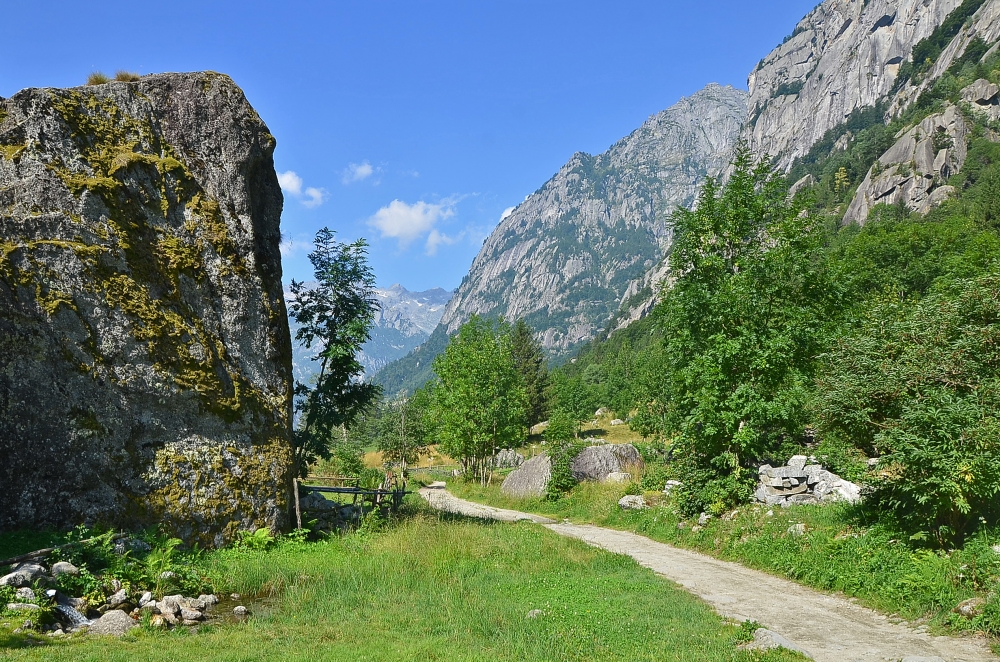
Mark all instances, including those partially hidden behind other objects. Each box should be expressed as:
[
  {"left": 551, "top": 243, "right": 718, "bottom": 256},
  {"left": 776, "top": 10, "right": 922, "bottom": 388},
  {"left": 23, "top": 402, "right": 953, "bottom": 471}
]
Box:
[
  {"left": 844, "top": 104, "right": 968, "bottom": 224},
  {"left": 437, "top": 83, "right": 748, "bottom": 357},
  {"left": 501, "top": 454, "right": 552, "bottom": 498},
  {"left": 746, "top": 0, "right": 966, "bottom": 171},
  {"left": 570, "top": 444, "right": 642, "bottom": 482},
  {"left": 0, "top": 72, "right": 293, "bottom": 546}
]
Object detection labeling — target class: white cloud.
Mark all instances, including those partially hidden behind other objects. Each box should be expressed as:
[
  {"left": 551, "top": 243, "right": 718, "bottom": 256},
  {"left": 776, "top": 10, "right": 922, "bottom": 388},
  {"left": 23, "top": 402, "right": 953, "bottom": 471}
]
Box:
[
  {"left": 425, "top": 229, "right": 461, "bottom": 255},
  {"left": 277, "top": 170, "right": 303, "bottom": 196},
  {"left": 368, "top": 199, "right": 457, "bottom": 250},
  {"left": 342, "top": 161, "right": 375, "bottom": 184},
  {"left": 277, "top": 170, "right": 326, "bottom": 208},
  {"left": 500, "top": 206, "right": 515, "bottom": 221},
  {"left": 303, "top": 187, "right": 326, "bottom": 208}
]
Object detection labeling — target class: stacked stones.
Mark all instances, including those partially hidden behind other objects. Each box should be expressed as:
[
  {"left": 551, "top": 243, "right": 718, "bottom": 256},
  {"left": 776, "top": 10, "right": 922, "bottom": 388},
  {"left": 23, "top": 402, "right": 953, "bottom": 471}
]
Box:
[{"left": 755, "top": 455, "right": 861, "bottom": 507}]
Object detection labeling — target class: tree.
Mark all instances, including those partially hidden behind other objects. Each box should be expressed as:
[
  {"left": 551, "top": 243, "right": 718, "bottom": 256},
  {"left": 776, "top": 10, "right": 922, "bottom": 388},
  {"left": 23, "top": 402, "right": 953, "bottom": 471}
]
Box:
[
  {"left": 374, "top": 388, "right": 431, "bottom": 473},
  {"left": 510, "top": 318, "right": 550, "bottom": 430},
  {"left": 657, "top": 145, "right": 841, "bottom": 513},
  {"left": 287, "top": 228, "right": 381, "bottom": 477},
  {"left": 429, "top": 316, "right": 527, "bottom": 484},
  {"left": 550, "top": 373, "right": 594, "bottom": 434}
]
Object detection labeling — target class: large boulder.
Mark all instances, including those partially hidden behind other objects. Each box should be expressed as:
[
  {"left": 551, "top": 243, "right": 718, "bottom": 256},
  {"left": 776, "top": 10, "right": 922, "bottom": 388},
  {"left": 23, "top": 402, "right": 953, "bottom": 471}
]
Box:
[
  {"left": 500, "top": 455, "right": 551, "bottom": 498},
  {"left": 493, "top": 448, "right": 524, "bottom": 469},
  {"left": 0, "top": 73, "right": 293, "bottom": 546},
  {"left": 570, "top": 444, "right": 642, "bottom": 482}
]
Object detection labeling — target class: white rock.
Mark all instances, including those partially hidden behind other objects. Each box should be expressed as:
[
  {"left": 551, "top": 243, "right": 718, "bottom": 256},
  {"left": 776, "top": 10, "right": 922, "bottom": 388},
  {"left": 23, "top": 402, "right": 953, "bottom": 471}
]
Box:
[
  {"left": 138, "top": 591, "right": 153, "bottom": 607},
  {"left": 787, "top": 455, "right": 808, "bottom": 470},
  {"left": 663, "top": 480, "right": 682, "bottom": 495},
  {"left": 618, "top": 495, "right": 647, "bottom": 510},
  {"left": 745, "top": 628, "right": 812, "bottom": 657},
  {"left": 233, "top": 605, "right": 248, "bottom": 616},
  {"left": 15, "top": 588, "right": 35, "bottom": 601},
  {"left": 787, "top": 523, "right": 806, "bottom": 537},
  {"left": 603, "top": 472, "right": 631, "bottom": 484},
  {"left": 610, "top": 419, "right": 624, "bottom": 426},
  {"left": 526, "top": 609, "right": 543, "bottom": 619},
  {"left": 698, "top": 513, "right": 712, "bottom": 526}
]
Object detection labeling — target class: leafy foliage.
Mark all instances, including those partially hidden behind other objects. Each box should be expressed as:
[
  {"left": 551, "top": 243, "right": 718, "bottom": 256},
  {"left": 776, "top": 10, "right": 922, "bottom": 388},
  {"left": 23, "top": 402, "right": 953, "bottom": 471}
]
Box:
[
  {"left": 510, "top": 318, "right": 550, "bottom": 428},
  {"left": 429, "top": 316, "right": 528, "bottom": 484},
  {"left": 816, "top": 276, "right": 1000, "bottom": 544},
  {"left": 288, "top": 228, "right": 381, "bottom": 476},
  {"left": 653, "top": 145, "right": 842, "bottom": 512}
]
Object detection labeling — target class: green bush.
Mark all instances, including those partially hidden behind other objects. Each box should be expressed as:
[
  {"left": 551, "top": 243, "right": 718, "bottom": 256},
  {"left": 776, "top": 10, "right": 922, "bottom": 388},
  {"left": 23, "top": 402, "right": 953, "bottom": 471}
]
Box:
[
  {"left": 817, "top": 275, "right": 1000, "bottom": 544},
  {"left": 546, "top": 439, "right": 585, "bottom": 500}
]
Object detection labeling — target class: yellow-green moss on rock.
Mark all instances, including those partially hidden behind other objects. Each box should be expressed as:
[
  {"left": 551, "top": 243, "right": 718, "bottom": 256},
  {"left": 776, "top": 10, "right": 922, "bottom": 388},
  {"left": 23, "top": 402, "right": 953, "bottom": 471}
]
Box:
[{"left": 0, "top": 72, "right": 293, "bottom": 545}]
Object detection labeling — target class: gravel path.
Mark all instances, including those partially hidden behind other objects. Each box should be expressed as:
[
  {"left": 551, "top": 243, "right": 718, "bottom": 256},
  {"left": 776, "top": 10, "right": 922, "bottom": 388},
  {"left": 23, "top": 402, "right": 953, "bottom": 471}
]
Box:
[{"left": 420, "top": 486, "right": 997, "bottom": 662}]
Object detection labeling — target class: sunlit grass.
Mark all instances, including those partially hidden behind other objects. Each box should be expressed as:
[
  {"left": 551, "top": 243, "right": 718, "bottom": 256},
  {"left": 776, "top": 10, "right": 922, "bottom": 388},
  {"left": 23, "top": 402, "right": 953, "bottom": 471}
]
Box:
[{"left": 1, "top": 509, "right": 802, "bottom": 661}]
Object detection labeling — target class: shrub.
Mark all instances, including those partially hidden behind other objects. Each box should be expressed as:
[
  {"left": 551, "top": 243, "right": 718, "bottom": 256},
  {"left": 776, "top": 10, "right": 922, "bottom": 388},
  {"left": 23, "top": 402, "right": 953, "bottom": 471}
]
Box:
[
  {"left": 114, "top": 70, "right": 141, "bottom": 82},
  {"left": 546, "top": 439, "right": 585, "bottom": 500},
  {"left": 86, "top": 71, "right": 111, "bottom": 85},
  {"left": 816, "top": 275, "right": 1000, "bottom": 544}
]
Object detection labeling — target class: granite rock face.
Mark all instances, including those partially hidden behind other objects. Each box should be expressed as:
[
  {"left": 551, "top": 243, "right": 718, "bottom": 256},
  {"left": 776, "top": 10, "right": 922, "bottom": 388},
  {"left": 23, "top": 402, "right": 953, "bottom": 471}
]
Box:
[
  {"left": 0, "top": 72, "right": 293, "bottom": 546},
  {"left": 500, "top": 454, "right": 552, "bottom": 498},
  {"left": 436, "top": 83, "right": 748, "bottom": 357},
  {"left": 844, "top": 104, "right": 969, "bottom": 224},
  {"left": 746, "top": 0, "right": 967, "bottom": 171}
]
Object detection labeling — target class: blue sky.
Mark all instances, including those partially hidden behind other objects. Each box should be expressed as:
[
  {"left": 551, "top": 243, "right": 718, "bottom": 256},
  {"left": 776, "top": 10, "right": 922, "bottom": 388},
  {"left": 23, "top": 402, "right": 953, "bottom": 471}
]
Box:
[{"left": 0, "top": 0, "right": 816, "bottom": 291}]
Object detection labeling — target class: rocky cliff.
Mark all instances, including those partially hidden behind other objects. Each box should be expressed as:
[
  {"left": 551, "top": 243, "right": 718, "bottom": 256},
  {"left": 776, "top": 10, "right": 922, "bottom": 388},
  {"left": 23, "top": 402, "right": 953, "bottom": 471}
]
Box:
[
  {"left": 0, "top": 72, "right": 293, "bottom": 546},
  {"left": 436, "top": 83, "right": 747, "bottom": 356},
  {"left": 746, "top": 0, "right": 967, "bottom": 171}
]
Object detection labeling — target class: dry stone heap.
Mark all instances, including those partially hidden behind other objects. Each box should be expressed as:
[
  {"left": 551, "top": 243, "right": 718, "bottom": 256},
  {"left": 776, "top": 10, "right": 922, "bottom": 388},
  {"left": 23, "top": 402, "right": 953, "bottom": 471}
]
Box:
[
  {"left": 755, "top": 455, "right": 861, "bottom": 507},
  {"left": 0, "top": 72, "right": 293, "bottom": 546}
]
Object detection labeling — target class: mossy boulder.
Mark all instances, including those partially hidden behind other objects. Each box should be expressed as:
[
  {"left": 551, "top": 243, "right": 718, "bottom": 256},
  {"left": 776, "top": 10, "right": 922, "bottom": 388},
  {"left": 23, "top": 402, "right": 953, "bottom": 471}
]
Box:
[{"left": 0, "top": 72, "right": 293, "bottom": 546}]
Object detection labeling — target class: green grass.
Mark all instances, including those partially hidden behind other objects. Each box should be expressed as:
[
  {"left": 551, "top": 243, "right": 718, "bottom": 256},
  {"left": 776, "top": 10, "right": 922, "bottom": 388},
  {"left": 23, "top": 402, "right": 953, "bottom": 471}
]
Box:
[
  {"left": 1, "top": 509, "right": 803, "bottom": 661},
  {"left": 447, "top": 480, "right": 1000, "bottom": 639}
]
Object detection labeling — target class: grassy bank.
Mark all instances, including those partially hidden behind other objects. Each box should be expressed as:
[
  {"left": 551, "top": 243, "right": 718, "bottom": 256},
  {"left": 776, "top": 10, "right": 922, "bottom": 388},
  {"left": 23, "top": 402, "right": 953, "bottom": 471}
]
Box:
[
  {"left": 446, "top": 479, "right": 1000, "bottom": 640},
  {"left": 1, "top": 508, "right": 802, "bottom": 661}
]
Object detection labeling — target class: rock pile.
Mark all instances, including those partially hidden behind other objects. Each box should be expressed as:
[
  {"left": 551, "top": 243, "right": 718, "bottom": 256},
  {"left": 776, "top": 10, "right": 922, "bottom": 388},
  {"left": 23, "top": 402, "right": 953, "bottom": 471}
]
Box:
[
  {"left": 755, "top": 455, "right": 861, "bottom": 507},
  {"left": 2, "top": 558, "right": 222, "bottom": 637}
]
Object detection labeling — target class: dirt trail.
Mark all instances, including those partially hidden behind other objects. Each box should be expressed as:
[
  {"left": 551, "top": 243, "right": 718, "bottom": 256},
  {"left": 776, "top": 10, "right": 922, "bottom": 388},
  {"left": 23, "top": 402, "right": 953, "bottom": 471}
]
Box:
[{"left": 420, "top": 486, "right": 996, "bottom": 662}]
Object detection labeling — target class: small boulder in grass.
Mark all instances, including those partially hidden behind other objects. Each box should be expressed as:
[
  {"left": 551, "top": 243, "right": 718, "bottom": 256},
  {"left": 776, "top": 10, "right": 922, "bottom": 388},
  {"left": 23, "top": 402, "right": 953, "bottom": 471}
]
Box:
[
  {"left": 618, "top": 495, "right": 647, "bottom": 510},
  {"left": 233, "top": 605, "right": 249, "bottom": 616},
  {"left": 87, "top": 610, "right": 137, "bottom": 637},
  {"left": 526, "top": 609, "right": 543, "bottom": 619},
  {"left": 953, "top": 597, "right": 985, "bottom": 618}
]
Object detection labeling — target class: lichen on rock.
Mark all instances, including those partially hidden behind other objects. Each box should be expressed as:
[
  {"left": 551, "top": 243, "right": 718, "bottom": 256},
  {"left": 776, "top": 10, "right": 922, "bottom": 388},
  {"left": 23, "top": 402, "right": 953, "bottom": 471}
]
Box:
[{"left": 0, "top": 72, "right": 293, "bottom": 546}]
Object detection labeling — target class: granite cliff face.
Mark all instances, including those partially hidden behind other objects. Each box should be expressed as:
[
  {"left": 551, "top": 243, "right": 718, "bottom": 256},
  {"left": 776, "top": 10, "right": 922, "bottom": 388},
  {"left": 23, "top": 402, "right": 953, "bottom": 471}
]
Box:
[
  {"left": 0, "top": 72, "right": 293, "bottom": 546},
  {"left": 746, "top": 0, "right": 965, "bottom": 171},
  {"left": 436, "top": 84, "right": 747, "bottom": 356}
]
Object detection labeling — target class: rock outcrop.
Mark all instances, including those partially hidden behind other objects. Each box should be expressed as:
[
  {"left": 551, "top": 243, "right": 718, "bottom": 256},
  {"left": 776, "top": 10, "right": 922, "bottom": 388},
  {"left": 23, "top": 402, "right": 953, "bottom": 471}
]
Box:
[
  {"left": 844, "top": 104, "right": 969, "bottom": 224},
  {"left": 436, "top": 83, "right": 747, "bottom": 357},
  {"left": 744, "top": 0, "right": 998, "bottom": 171},
  {"left": 0, "top": 72, "right": 293, "bottom": 546}
]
